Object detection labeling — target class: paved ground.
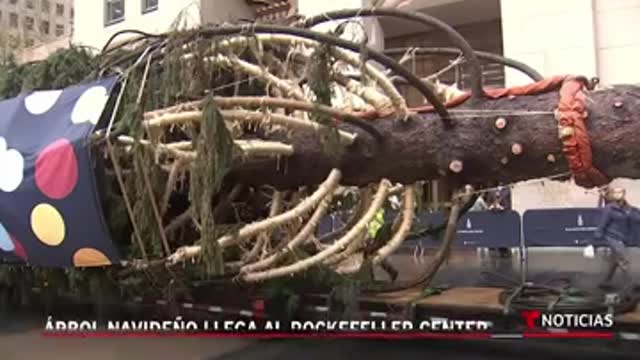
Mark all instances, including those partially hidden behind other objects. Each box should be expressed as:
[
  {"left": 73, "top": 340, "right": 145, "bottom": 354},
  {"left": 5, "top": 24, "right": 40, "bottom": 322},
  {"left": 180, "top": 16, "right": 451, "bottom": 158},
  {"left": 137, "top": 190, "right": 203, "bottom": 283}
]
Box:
[{"left": 384, "top": 247, "right": 640, "bottom": 291}]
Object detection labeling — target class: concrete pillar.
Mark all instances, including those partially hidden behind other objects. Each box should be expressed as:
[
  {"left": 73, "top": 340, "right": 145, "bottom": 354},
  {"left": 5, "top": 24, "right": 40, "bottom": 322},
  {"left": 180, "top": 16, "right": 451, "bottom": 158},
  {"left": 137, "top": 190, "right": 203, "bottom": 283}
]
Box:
[
  {"left": 500, "top": 0, "right": 598, "bottom": 87},
  {"left": 500, "top": 1, "right": 640, "bottom": 209},
  {"left": 593, "top": 0, "right": 640, "bottom": 85}
]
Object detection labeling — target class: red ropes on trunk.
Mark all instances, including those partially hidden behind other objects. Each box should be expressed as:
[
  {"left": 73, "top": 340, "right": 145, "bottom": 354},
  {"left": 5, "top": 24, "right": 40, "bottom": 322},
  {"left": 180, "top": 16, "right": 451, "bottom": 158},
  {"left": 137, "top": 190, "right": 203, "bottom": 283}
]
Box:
[{"left": 355, "top": 75, "right": 609, "bottom": 188}]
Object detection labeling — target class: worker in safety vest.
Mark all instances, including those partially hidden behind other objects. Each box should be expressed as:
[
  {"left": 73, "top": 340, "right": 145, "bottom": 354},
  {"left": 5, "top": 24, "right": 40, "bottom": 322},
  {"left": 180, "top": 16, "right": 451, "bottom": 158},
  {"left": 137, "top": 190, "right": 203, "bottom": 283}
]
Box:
[
  {"left": 365, "top": 207, "right": 399, "bottom": 282},
  {"left": 368, "top": 208, "right": 385, "bottom": 239}
]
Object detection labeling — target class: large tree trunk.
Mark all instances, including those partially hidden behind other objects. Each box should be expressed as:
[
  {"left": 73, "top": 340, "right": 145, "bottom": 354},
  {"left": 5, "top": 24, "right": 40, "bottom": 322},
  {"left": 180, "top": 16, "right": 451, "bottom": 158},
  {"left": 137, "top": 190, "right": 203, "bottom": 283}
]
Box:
[{"left": 229, "top": 85, "right": 640, "bottom": 189}]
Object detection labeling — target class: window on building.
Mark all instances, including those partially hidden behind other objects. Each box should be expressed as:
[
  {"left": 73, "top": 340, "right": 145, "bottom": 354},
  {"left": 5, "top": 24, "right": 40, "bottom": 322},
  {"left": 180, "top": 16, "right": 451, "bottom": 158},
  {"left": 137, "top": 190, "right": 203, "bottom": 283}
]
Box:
[
  {"left": 40, "top": 20, "right": 49, "bottom": 34},
  {"left": 26, "top": 0, "right": 34, "bottom": 9},
  {"left": 24, "top": 16, "right": 34, "bottom": 30},
  {"left": 55, "top": 3, "right": 63, "bottom": 16},
  {"left": 105, "top": 0, "right": 125, "bottom": 26},
  {"left": 9, "top": 12, "right": 17, "bottom": 27},
  {"left": 9, "top": 0, "right": 18, "bottom": 5},
  {"left": 42, "top": 0, "right": 50, "bottom": 13},
  {"left": 55, "top": 23, "right": 64, "bottom": 36},
  {"left": 142, "top": 0, "right": 158, "bottom": 13}
]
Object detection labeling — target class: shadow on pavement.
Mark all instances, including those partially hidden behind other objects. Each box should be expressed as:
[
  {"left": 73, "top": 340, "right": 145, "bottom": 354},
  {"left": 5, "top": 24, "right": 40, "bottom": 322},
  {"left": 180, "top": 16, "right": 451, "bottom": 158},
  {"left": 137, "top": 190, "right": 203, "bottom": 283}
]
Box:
[{"left": 385, "top": 248, "right": 640, "bottom": 292}]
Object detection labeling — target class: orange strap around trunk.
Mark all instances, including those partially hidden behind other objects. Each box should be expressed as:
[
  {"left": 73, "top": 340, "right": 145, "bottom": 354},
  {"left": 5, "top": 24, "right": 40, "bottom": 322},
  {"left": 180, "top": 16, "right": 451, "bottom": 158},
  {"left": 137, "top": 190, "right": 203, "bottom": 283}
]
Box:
[{"left": 556, "top": 77, "right": 609, "bottom": 188}]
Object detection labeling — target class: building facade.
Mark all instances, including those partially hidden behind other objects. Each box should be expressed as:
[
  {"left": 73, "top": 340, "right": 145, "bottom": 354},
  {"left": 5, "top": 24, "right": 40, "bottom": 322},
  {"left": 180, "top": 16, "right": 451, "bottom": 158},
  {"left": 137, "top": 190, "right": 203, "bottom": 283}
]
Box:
[
  {"left": 0, "top": 0, "right": 73, "bottom": 54},
  {"left": 72, "top": 0, "right": 256, "bottom": 51},
  {"left": 502, "top": 0, "right": 640, "bottom": 87},
  {"left": 500, "top": 0, "right": 640, "bottom": 210}
]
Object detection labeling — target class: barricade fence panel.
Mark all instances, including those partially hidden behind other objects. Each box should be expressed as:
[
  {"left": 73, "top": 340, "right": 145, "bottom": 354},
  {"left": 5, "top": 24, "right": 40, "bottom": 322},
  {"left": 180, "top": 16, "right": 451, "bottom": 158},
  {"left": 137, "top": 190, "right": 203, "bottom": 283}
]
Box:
[{"left": 522, "top": 208, "right": 605, "bottom": 247}]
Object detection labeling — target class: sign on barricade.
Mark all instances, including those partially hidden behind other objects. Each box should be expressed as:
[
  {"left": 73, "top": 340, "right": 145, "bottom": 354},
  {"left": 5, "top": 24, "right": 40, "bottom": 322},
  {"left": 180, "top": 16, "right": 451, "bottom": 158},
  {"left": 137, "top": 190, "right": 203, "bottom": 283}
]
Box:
[
  {"left": 522, "top": 208, "right": 606, "bottom": 247},
  {"left": 407, "top": 210, "right": 521, "bottom": 248}
]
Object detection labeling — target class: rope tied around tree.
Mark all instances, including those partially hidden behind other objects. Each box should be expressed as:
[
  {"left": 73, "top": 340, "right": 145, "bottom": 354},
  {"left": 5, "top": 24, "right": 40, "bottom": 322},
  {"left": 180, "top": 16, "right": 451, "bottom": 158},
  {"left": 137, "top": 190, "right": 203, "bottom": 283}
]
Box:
[{"left": 555, "top": 76, "right": 609, "bottom": 188}]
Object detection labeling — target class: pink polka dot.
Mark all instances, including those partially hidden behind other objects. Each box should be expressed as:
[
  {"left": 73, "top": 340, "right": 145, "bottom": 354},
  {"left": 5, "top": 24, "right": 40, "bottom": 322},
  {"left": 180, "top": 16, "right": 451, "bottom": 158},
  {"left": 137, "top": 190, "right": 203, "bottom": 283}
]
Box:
[
  {"left": 11, "top": 235, "right": 27, "bottom": 261},
  {"left": 35, "top": 139, "right": 78, "bottom": 199}
]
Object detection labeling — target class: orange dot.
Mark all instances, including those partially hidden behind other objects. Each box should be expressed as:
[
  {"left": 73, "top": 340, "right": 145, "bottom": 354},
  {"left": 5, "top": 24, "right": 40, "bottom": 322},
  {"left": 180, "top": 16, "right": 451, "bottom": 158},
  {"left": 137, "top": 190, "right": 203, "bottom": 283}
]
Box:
[{"left": 73, "top": 248, "right": 111, "bottom": 267}]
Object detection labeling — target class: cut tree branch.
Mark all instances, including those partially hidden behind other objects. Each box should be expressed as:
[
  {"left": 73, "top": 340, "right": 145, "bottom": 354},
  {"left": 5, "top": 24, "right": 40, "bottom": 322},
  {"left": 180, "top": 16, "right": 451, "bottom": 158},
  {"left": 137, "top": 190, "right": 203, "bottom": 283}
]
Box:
[
  {"left": 166, "top": 169, "right": 342, "bottom": 265},
  {"left": 240, "top": 189, "right": 336, "bottom": 273},
  {"left": 239, "top": 179, "right": 391, "bottom": 282},
  {"left": 143, "top": 110, "right": 357, "bottom": 145}
]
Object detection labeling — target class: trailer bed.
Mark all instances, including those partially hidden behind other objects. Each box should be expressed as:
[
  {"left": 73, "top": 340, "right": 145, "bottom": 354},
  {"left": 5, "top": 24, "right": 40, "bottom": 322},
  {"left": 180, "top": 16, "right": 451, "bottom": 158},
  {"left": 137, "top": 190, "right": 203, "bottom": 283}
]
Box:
[{"left": 305, "top": 286, "right": 640, "bottom": 327}]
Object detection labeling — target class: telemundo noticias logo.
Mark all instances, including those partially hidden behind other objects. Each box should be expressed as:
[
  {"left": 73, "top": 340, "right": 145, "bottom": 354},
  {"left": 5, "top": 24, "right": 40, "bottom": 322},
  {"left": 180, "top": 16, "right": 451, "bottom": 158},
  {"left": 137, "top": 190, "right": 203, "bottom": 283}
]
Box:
[{"left": 521, "top": 310, "right": 614, "bottom": 330}]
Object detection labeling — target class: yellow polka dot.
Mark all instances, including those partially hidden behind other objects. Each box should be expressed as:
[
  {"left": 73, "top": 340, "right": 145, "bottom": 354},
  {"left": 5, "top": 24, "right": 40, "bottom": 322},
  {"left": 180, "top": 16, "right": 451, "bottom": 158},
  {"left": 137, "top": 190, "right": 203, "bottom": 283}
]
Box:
[
  {"left": 31, "top": 203, "right": 65, "bottom": 246},
  {"left": 73, "top": 248, "right": 111, "bottom": 267}
]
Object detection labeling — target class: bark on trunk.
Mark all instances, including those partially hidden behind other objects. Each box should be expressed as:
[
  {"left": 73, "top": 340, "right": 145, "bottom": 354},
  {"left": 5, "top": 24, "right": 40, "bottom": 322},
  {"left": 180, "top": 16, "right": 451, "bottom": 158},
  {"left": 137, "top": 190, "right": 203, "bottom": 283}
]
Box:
[{"left": 228, "top": 85, "right": 640, "bottom": 189}]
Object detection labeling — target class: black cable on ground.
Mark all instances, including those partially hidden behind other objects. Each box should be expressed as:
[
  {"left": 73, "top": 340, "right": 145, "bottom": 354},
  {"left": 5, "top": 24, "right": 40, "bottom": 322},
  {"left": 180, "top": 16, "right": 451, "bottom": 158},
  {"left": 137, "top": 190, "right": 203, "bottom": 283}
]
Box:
[
  {"left": 481, "top": 263, "right": 639, "bottom": 315},
  {"left": 498, "top": 283, "right": 638, "bottom": 315}
]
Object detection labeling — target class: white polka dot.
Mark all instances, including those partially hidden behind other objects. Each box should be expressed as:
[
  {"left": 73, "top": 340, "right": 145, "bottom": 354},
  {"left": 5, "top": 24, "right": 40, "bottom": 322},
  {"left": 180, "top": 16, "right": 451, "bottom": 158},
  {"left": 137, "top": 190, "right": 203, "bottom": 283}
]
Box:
[
  {"left": 0, "top": 221, "right": 14, "bottom": 252},
  {"left": 71, "top": 86, "right": 109, "bottom": 125},
  {"left": 24, "top": 90, "right": 63, "bottom": 115},
  {"left": 0, "top": 137, "right": 24, "bottom": 193}
]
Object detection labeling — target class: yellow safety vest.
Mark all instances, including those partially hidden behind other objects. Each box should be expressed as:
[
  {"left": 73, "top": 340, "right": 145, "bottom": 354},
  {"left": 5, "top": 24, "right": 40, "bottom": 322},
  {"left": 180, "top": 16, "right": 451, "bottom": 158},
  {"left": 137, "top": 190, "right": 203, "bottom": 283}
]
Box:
[{"left": 368, "top": 208, "right": 385, "bottom": 239}]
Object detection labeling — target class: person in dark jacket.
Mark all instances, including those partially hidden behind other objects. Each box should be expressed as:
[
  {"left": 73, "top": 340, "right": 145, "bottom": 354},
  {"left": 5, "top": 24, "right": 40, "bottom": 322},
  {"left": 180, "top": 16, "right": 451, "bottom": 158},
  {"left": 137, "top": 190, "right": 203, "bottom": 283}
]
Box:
[
  {"left": 597, "top": 185, "right": 610, "bottom": 208},
  {"left": 631, "top": 206, "right": 640, "bottom": 247},
  {"left": 594, "top": 187, "right": 634, "bottom": 290},
  {"left": 488, "top": 183, "right": 512, "bottom": 258},
  {"left": 496, "top": 183, "right": 512, "bottom": 210}
]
